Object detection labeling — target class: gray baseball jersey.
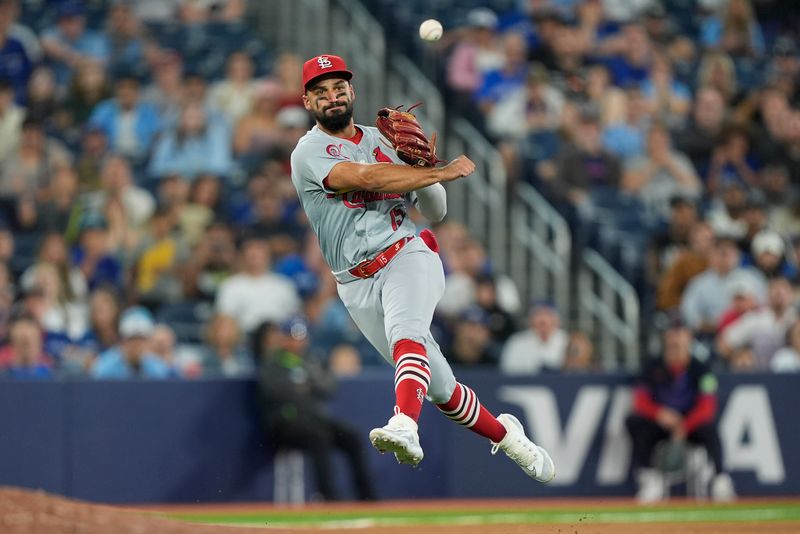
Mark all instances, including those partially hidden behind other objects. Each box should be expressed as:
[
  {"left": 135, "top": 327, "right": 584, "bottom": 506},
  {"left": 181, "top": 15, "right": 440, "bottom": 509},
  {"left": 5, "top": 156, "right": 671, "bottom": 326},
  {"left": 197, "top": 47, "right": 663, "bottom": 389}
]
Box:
[
  {"left": 290, "top": 123, "right": 457, "bottom": 403},
  {"left": 290, "top": 124, "right": 418, "bottom": 273}
]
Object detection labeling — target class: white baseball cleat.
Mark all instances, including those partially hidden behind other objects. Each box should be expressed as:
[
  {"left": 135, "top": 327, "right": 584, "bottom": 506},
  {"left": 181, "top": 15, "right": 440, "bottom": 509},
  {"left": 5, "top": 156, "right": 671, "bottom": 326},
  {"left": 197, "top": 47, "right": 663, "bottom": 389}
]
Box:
[
  {"left": 369, "top": 413, "right": 424, "bottom": 466},
  {"left": 710, "top": 472, "right": 736, "bottom": 502},
  {"left": 491, "top": 413, "right": 556, "bottom": 483},
  {"left": 635, "top": 468, "right": 666, "bottom": 503}
]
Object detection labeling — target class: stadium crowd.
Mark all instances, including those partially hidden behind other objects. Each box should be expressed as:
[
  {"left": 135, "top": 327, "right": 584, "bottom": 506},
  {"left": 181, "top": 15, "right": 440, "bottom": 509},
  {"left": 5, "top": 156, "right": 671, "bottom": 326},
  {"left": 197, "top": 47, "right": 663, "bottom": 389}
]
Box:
[
  {"left": 1, "top": 0, "right": 799, "bottom": 382},
  {"left": 414, "top": 0, "right": 800, "bottom": 373}
]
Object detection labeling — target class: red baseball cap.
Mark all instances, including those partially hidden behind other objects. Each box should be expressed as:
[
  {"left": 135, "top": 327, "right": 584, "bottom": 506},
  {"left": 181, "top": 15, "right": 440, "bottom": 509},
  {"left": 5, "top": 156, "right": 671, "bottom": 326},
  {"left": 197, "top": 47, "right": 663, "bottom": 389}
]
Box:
[{"left": 302, "top": 54, "right": 353, "bottom": 91}]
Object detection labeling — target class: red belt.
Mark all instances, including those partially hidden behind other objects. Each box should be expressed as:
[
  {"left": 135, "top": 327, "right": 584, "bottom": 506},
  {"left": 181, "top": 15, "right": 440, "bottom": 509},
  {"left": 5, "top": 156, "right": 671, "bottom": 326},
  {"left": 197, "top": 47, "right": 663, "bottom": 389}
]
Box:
[{"left": 348, "top": 236, "right": 414, "bottom": 279}]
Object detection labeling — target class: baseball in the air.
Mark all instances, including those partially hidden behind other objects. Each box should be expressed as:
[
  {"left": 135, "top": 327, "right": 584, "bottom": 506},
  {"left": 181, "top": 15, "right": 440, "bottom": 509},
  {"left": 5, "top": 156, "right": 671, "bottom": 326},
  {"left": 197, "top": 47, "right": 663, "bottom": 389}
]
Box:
[{"left": 419, "top": 19, "right": 443, "bottom": 42}]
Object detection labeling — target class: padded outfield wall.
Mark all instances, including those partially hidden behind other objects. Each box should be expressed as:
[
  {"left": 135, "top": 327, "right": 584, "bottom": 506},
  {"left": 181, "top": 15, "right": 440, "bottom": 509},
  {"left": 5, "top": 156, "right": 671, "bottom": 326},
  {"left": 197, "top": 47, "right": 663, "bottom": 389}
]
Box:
[{"left": 0, "top": 372, "right": 796, "bottom": 503}]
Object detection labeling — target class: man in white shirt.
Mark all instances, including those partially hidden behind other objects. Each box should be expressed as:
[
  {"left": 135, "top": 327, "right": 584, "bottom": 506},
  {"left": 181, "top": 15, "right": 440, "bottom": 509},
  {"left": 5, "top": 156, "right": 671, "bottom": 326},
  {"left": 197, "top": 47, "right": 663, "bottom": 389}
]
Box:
[
  {"left": 215, "top": 235, "right": 301, "bottom": 333},
  {"left": 500, "top": 302, "right": 568, "bottom": 374}
]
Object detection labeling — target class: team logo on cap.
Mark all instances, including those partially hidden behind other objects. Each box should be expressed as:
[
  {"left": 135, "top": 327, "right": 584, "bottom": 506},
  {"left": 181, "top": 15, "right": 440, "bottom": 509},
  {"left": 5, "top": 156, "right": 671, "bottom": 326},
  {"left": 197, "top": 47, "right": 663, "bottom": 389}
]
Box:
[{"left": 317, "top": 56, "right": 333, "bottom": 69}]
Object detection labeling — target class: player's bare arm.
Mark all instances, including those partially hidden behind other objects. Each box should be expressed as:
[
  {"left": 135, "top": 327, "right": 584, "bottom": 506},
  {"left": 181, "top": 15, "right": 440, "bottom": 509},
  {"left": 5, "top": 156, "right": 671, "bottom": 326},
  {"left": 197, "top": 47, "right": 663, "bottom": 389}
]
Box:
[{"left": 326, "top": 155, "right": 475, "bottom": 193}]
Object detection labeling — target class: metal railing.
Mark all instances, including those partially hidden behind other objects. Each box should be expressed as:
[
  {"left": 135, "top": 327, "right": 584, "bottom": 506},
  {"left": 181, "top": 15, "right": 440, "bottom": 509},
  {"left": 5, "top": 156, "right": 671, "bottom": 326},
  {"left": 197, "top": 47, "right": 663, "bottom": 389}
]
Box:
[
  {"left": 445, "top": 119, "right": 508, "bottom": 273},
  {"left": 577, "top": 249, "right": 640, "bottom": 370},
  {"left": 512, "top": 184, "right": 571, "bottom": 320}
]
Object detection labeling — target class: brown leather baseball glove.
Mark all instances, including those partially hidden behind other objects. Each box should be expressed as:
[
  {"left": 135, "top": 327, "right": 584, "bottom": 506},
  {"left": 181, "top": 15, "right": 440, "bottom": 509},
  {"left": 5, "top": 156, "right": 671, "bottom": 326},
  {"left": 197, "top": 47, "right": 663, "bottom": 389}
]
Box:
[{"left": 375, "top": 103, "right": 443, "bottom": 167}]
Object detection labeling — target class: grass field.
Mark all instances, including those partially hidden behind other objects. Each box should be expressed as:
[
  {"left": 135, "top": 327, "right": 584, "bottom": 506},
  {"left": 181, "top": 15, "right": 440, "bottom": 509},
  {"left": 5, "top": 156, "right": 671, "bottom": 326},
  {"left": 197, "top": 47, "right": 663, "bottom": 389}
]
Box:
[{"left": 162, "top": 499, "right": 800, "bottom": 531}]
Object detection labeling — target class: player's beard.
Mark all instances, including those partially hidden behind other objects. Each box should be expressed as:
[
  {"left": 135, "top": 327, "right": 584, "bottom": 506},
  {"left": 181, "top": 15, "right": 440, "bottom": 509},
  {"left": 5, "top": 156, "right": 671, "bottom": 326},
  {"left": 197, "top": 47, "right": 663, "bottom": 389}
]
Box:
[{"left": 314, "top": 100, "right": 354, "bottom": 133}]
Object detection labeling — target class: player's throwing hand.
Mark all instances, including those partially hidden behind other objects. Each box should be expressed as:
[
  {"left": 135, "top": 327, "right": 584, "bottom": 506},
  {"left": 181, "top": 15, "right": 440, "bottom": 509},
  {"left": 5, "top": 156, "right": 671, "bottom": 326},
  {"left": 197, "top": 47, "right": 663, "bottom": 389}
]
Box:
[{"left": 438, "top": 155, "right": 476, "bottom": 182}]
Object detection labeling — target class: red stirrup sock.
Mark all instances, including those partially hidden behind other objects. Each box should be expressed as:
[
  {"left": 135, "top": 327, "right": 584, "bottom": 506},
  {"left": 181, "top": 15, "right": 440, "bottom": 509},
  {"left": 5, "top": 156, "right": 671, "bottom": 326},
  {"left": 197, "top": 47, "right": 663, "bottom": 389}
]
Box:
[
  {"left": 436, "top": 383, "right": 507, "bottom": 442},
  {"left": 392, "top": 339, "right": 431, "bottom": 422}
]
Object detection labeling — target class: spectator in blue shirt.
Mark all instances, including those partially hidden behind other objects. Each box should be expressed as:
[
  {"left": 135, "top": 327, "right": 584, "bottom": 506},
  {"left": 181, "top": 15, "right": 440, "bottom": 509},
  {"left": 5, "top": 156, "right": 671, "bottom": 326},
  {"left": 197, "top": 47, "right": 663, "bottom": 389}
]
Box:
[
  {"left": 88, "top": 75, "right": 161, "bottom": 162},
  {"left": 41, "top": 2, "right": 109, "bottom": 86},
  {"left": 149, "top": 101, "right": 235, "bottom": 179},
  {"left": 475, "top": 32, "right": 529, "bottom": 118},
  {"left": 70, "top": 213, "right": 123, "bottom": 291},
  {"left": 0, "top": 3, "right": 34, "bottom": 104},
  {"left": 603, "top": 23, "right": 653, "bottom": 87},
  {"left": 91, "top": 306, "right": 172, "bottom": 379}
]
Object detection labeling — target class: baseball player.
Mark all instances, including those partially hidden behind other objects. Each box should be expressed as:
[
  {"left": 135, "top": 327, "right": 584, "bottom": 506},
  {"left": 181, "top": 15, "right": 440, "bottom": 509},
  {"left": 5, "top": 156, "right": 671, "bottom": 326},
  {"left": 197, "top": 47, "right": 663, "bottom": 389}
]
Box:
[{"left": 290, "top": 54, "right": 555, "bottom": 483}]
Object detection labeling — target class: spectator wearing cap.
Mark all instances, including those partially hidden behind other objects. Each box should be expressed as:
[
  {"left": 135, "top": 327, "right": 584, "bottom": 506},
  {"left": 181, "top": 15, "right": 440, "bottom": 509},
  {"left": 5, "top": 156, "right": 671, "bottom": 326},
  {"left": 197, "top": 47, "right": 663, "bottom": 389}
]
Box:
[
  {"left": 500, "top": 302, "right": 568, "bottom": 375},
  {"left": 718, "top": 276, "right": 797, "bottom": 370},
  {"left": 626, "top": 317, "right": 733, "bottom": 503},
  {"left": 254, "top": 316, "right": 377, "bottom": 502},
  {"left": 70, "top": 213, "right": 124, "bottom": 291},
  {"left": 447, "top": 306, "right": 500, "bottom": 368},
  {"left": 0, "top": 117, "right": 72, "bottom": 198},
  {"left": 622, "top": 123, "right": 701, "bottom": 221},
  {"left": 0, "top": 1, "right": 33, "bottom": 104},
  {"left": 149, "top": 100, "right": 234, "bottom": 179},
  {"left": 88, "top": 75, "right": 161, "bottom": 162},
  {"left": 715, "top": 276, "right": 761, "bottom": 336},
  {"left": 215, "top": 235, "right": 301, "bottom": 334},
  {"left": 91, "top": 306, "right": 172, "bottom": 379},
  {"left": 0, "top": 79, "right": 24, "bottom": 165},
  {"left": 0, "top": 315, "right": 54, "bottom": 379},
  {"left": 744, "top": 229, "right": 797, "bottom": 281},
  {"left": 209, "top": 52, "right": 259, "bottom": 126},
  {"left": 446, "top": 7, "right": 504, "bottom": 108},
  {"left": 680, "top": 235, "right": 766, "bottom": 338},
  {"left": 41, "top": 1, "right": 109, "bottom": 86}
]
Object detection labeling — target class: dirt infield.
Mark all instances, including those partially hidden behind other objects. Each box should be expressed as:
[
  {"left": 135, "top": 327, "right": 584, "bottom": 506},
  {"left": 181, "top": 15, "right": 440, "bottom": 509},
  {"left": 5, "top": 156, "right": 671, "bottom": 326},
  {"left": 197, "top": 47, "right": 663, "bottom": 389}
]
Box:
[{"left": 2, "top": 487, "right": 799, "bottom": 533}]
